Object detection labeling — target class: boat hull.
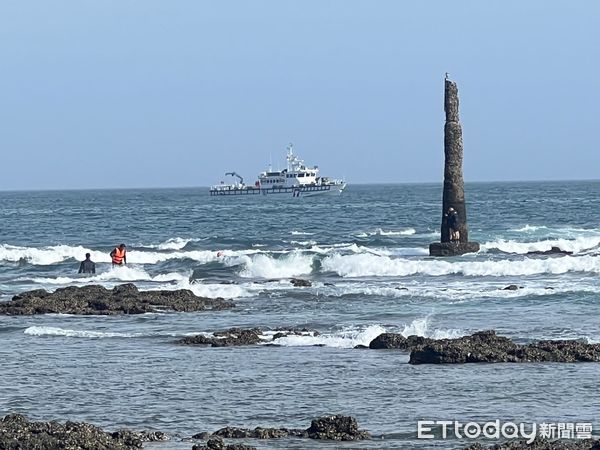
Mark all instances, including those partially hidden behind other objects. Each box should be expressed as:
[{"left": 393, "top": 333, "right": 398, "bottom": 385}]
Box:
[{"left": 210, "top": 183, "right": 346, "bottom": 197}]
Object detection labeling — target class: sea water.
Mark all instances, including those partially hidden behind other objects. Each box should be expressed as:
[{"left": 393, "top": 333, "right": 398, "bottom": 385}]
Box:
[{"left": 1, "top": 182, "right": 599, "bottom": 449}]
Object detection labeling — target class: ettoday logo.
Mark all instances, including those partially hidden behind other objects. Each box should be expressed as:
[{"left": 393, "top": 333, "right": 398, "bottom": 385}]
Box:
[{"left": 417, "top": 420, "right": 593, "bottom": 443}]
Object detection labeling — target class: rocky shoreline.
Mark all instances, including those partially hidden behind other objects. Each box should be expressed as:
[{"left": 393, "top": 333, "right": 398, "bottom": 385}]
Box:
[
  {"left": 193, "top": 414, "right": 370, "bottom": 442},
  {"left": 0, "top": 284, "right": 234, "bottom": 315},
  {"left": 0, "top": 413, "right": 167, "bottom": 449},
  {"left": 177, "top": 325, "right": 600, "bottom": 365},
  {"left": 8, "top": 281, "right": 595, "bottom": 365},
  {"left": 3, "top": 413, "right": 598, "bottom": 449},
  {"left": 0, "top": 414, "right": 368, "bottom": 449},
  {"left": 370, "top": 330, "right": 600, "bottom": 364},
  {"left": 177, "top": 327, "right": 317, "bottom": 347}
]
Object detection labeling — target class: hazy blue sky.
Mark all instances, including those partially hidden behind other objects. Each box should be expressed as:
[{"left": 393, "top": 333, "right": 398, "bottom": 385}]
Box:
[{"left": 1, "top": 1, "right": 598, "bottom": 190}]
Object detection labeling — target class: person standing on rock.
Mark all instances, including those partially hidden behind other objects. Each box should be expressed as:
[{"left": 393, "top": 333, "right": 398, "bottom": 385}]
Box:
[
  {"left": 110, "top": 244, "right": 127, "bottom": 266},
  {"left": 78, "top": 253, "right": 96, "bottom": 274},
  {"left": 446, "top": 207, "right": 460, "bottom": 242}
]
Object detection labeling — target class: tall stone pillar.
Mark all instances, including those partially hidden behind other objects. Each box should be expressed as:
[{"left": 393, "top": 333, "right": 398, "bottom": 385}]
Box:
[{"left": 429, "top": 78, "right": 480, "bottom": 256}]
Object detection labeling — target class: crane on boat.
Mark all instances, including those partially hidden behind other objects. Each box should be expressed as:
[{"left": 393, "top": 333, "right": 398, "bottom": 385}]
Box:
[{"left": 225, "top": 172, "right": 244, "bottom": 186}]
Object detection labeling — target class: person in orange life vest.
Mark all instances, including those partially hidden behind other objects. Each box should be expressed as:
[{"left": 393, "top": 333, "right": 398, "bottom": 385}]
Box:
[{"left": 110, "top": 244, "right": 127, "bottom": 266}]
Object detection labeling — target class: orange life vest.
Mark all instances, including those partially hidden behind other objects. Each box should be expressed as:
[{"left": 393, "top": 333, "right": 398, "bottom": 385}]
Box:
[{"left": 112, "top": 248, "right": 125, "bottom": 264}]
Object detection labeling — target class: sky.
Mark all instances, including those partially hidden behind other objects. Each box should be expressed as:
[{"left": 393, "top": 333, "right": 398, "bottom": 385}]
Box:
[{"left": 0, "top": 1, "right": 598, "bottom": 190}]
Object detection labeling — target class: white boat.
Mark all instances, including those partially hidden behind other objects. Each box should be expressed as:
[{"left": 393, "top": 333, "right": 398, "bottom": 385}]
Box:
[{"left": 210, "top": 144, "right": 347, "bottom": 197}]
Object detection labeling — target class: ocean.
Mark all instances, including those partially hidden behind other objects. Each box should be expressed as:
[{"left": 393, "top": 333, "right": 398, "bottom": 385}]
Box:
[{"left": 1, "top": 182, "right": 599, "bottom": 449}]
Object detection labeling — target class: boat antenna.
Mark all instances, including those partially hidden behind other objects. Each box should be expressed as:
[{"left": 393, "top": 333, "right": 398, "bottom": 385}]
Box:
[{"left": 269, "top": 152, "right": 272, "bottom": 172}]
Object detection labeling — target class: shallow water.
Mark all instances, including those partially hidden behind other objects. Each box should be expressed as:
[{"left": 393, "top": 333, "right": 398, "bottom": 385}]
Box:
[{"left": 1, "top": 182, "right": 599, "bottom": 449}]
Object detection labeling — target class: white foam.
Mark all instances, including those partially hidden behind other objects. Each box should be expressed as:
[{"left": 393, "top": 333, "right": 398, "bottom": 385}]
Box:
[
  {"left": 481, "top": 236, "right": 600, "bottom": 255},
  {"left": 321, "top": 253, "right": 600, "bottom": 277},
  {"left": 29, "top": 267, "right": 189, "bottom": 285},
  {"left": 291, "top": 231, "right": 314, "bottom": 236},
  {"left": 150, "top": 237, "right": 194, "bottom": 250},
  {"left": 272, "top": 325, "right": 387, "bottom": 348},
  {"left": 400, "top": 317, "right": 464, "bottom": 339},
  {"left": 270, "top": 318, "right": 464, "bottom": 348},
  {"left": 379, "top": 228, "right": 416, "bottom": 236},
  {"left": 24, "top": 326, "right": 137, "bottom": 338},
  {"left": 230, "top": 252, "right": 315, "bottom": 278},
  {"left": 290, "top": 240, "right": 318, "bottom": 246},
  {"left": 321, "top": 280, "right": 600, "bottom": 302},
  {"left": 357, "top": 228, "right": 416, "bottom": 237},
  {"left": 0, "top": 243, "right": 266, "bottom": 266},
  {"left": 511, "top": 225, "right": 546, "bottom": 233},
  {"left": 184, "top": 282, "right": 253, "bottom": 298},
  {"left": 0, "top": 244, "right": 109, "bottom": 265}
]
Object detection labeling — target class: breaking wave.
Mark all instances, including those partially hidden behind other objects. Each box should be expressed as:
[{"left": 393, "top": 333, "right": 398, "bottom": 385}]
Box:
[
  {"left": 481, "top": 236, "right": 600, "bottom": 255},
  {"left": 147, "top": 237, "right": 196, "bottom": 250},
  {"left": 27, "top": 267, "right": 189, "bottom": 284},
  {"left": 0, "top": 244, "right": 101, "bottom": 265},
  {"left": 0, "top": 243, "right": 260, "bottom": 266},
  {"left": 321, "top": 253, "right": 600, "bottom": 277},
  {"left": 271, "top": 318, "right": 464, "bottom": 348},
  {"left": 356, "top": 228, "right": 417, "bottom": 237},
  {"left": 24, "top": 326, "right": 139, "bottom": 339},
  {"left": 229, "top": 252, "right": 315, "bottom": 278},
  {"left": 271, "top": 325, "right": 386, "bottom": 348}
]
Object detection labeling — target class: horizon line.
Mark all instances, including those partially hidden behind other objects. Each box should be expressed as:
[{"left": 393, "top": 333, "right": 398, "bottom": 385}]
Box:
[{"left": 0, "top": 178, "right": 599, "bottom": 193}]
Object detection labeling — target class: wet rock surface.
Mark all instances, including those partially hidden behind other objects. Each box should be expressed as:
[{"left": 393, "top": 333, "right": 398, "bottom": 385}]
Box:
[
  {"left": 526, "top": 246, "right": 573, "bottom": 256},
  {"left": 195, "top": 415, "right": 370, "bottom": 442},
  {"left": 0, "top": 283, "right": 234, "bottom": 315},
  {"left": 407, "top": 330, "right": 600, "bottom": 364},
  {"left": 429, "top": 241, "right": 481, "bottom": 256},
  {"left": 463, "top": 438, "right": 600, "bottom": 449},
  {"left": 502, "top": 284, "right": 520, "bottom": 290},
  {"left": 0, "top": 413, "right": 166, "bottom": 449},
  {"left": 178, "top": 327, "right": 317, "bottom": 347},
  {"left": 368, "top": 333, "right": 434, "bottom": 350},
  {"left": 290, "top": 278, "right": 312, "bottom": 287},
  {"left": 178, "top": 328, "right": 263, "bottom": 347},
  {"left": 305, "top": 415, "right": 371, "bottom": 440},
  {"left": 193, "top": 436, "right": 257, "bottom": 450}
]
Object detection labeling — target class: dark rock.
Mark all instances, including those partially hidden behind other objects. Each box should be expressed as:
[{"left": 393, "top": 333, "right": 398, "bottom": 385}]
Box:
[
  {"left": 306, "top": 415, "right": 371, "bottom": 441},
  {"left": 324, "top": 282, "right": 335, "bottom": 286},
  {"left": 271, "top": 328, "right": 318, "bottom": 342},
  {"left": 290, "top": 278, "right": 312, "bottom": 287},
  {"left": 0, "top": 413, "right": 160, "bottom": 449},
  {"left": 527, "top": 246, "right": 573, "bottom": 256},
  {"left": 112, "top": 429, "right": 169, "bottom": 442},
  {"left": 271, "top": 332, "right": 287, "bottom": 341},
  {"left": 430, "top": 77, "right": 480, "bottom": 256},
  {"left": 178, "top": 328, "right": 262, "bottom": 347},
  {"left": 463, "top": 437, "right": 600, "bottom": 449},
  {"left": 192, "top": 436, "right": 257, "bottom": 450},
  {"left": 192, "top": 432, "right": 212, "bottom": 440},
  {"left": 429, "top": 241, "right": 480, "bottom": 256},
  {"left": 369, "top": 333, "right": 433, "bottom": 351},
  {"left": 137, "top": 430, "right": 169, "bottom": 441},
  {"left": 354, "top": 344, "right": 369, "bottom": 349},
  {"left": 502, "top": 284, "right": 519, "bottom": 290},
  {"left": 178, "top": 327, "right": 319, "bottom": 347},
  {"left": 213, "top": 426, "right": 303, "bottom": 439},
  {"left": 196, "top": 415, "right": 369, "bottom": 442},
  {"left": 0, "top": 284, "right": 234, "bottom": 315},
  {"left": 409, "top": 330, "right": 600, "bottom": 364}
]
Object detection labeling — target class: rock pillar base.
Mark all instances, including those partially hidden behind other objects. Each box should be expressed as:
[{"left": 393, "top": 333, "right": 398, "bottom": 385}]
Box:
[{"left": 429, "top": 241, "right": 480, "bottom": 257}]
